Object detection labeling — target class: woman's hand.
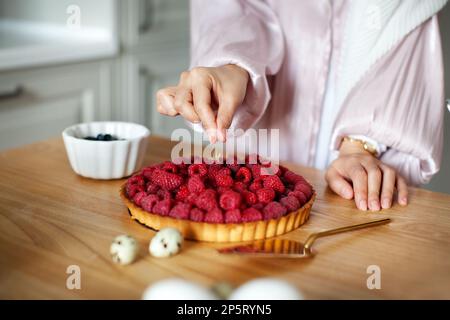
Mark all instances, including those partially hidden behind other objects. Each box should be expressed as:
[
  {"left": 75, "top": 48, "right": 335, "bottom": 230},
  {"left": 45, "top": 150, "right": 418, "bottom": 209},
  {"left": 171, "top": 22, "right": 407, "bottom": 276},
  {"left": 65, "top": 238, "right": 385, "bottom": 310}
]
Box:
[
  {"left": 156, "top": 64, "right": 249, "bottom": 143},
  {"left": 325, "top": 139, "right": 408, "bottom": 211}
]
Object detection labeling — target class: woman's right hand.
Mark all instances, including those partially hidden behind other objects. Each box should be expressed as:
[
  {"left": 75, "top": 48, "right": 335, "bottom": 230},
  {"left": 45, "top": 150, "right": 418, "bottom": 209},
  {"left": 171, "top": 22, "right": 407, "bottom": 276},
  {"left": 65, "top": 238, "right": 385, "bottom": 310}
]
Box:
[{"left": 156, "top": 64, "right": 249, "bottom": 143}]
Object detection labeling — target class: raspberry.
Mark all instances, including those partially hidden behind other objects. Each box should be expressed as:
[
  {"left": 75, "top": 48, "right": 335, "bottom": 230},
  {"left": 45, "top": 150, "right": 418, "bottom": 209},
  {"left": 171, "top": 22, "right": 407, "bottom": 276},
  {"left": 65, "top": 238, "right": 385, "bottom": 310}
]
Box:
[
  {"left": 188, "top": 176, "right": 205, "bottom": 193},
  {"left": 225, "top": 209, "right": 241, "bottom": 223},
  {"left": 242, "top": 191, "right": 257, "bottom": 205},
  {"left": 142, "top": 166, "right": 156, "bottom": 180},
  {"left": 207, "top": 164, "right": 223, "bottom": 180},
  {"left": 241, "top": 207, "right": 263, "bottom": 222},
  {"left": 128, "top": 174, "right": 145, "bottom": 186},
  {"left": 151, "top": 168, "right": 183, "bottom": 190},
  {"left": 236, "top": 167, "right": 252, "bottom": 183},
  {"left": 288, "top": 191, "right": 307, "bottom": 205},
  {"left": 219, "top": 190, "right": 242, "bottom": 210},
  {"left": 252, "top": 203, "right": 264, "bottom": 211},
  {"left": 215, "top": 174, "right": 234, "bottom": 187},
  {"left": 204, "top": 207, "right": 224, "bottom": 223},
  {"left": 189, "top": 208, "right": 205, "bottom": 222},
  {"left": 233, "top": 181, "right": 248, "bottom": 193},
  {"left": 217, "top": 186, "right": 233, "bottom": 194},
  {"left": 263, "top": 175, "right": 285, "bottom": 193},
  {"left": 226, "top": 162, "right": 241, "bottom": 173},
  {"left": 185, "top": 193, "right": 198, "bottom": 205},
  {"left": 188, "top": 163, "right": 208, "bottom": 177},
  {"left": 152, "top": 199, "right": 172, "bottom": 216},
  {"left": 294, "top": 182, "right": 313, "bottom": 198},
  {"left": 175, "top": 185, "right": 190, "bottom": 201},
  {"left": 169, "top": 203, "right": 191, "bottom": 219},
  {"left": 196, "top": 189, "right": 217, "bottom": 211},
  {"left": 157, "top": 189, "right": 172, "bottom": 200},
  {"left": 218, "top": 167, "right": 232, "bottom": 176},
  {"left": 249, "top": 179, "right": 263, "bottom": 193},
  {"left": 162, "top": 161, "right": 178, "bottom": 173},
  {"left": 263, "top": 202, "right": 287, "bottom": 220},
  {"left": 248, "top": 164, "right": 263, "bottom": 180},
  {"left": 146, "top": 182, "right": 159, "bottom": 194},
  {"left": 141, "top": 194, "right": 159, "bottom": 212},
  {"left": 256, "top": 188, "right": 275, "bottom": 204},
  {"left": 133, "top": 191, "right": 147, "bottom": 206},
  {"left": 284, "top": 171, "right": 306, "bottom": 184},
  {"left": 280, "top": 195, "right": 300, "bottom": 211},
  {"left": 126, "top": 183, "right": 144, "bottom": 198}
]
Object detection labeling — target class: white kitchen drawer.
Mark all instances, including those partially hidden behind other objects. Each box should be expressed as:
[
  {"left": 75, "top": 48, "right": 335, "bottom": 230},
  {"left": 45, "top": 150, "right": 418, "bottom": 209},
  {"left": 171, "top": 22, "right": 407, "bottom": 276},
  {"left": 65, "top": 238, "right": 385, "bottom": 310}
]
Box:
[{"left": 0, "top": 61, "right": 113, "bottom": 150}]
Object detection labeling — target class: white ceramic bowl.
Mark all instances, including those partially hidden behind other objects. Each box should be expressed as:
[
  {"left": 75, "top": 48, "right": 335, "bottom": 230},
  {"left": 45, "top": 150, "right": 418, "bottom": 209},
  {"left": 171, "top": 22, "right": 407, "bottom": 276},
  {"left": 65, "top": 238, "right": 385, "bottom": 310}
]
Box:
[{"left": 62, "top": 121, "right": 150, "bottom": 179}]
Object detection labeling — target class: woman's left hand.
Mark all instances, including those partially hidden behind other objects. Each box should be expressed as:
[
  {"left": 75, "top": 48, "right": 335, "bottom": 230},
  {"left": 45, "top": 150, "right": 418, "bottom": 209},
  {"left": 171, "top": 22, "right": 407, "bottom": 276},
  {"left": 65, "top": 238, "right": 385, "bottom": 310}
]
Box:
[{"left": 325, "top": 139, "right": 408, "bottom": 211}]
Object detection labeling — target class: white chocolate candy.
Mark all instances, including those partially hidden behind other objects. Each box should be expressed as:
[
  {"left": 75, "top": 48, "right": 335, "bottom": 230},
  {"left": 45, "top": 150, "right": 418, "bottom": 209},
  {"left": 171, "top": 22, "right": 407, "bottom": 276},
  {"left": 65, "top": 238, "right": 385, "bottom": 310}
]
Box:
[
  {"left": 229, "top": 278, "right": 303, "bottom": 300},
  {"left": 142, "top": 278, "right": 218, "bottom": 300},
  {"left": 149, "top": 228, "right": 183, "bottom": 258},
  {"left": 110, "top": 235, "right": 139, "bottom": 265}
]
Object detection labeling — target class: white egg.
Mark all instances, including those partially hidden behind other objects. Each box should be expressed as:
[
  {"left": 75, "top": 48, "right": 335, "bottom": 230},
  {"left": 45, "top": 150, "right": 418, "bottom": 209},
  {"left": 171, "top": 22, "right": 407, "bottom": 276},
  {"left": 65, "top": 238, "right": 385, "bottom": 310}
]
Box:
[
  {"left": 110, "top": 235, "right": 139, "bottom": 265},
  {"left": 142, "top": 278, "right": 218, "bottom": 300},
  {"left": 229, "top": 278, "right": 304, "bottom": 300},
  {"left": 149, "top": 227, "right": 183, "bottom": 258}
]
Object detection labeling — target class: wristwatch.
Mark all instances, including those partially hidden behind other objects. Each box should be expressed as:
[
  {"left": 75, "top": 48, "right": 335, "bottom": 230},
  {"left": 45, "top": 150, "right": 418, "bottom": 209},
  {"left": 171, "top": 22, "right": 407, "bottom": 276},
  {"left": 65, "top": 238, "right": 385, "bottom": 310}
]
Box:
[{"left": 342, "top": 136, "right": 380, "bottom": 157}]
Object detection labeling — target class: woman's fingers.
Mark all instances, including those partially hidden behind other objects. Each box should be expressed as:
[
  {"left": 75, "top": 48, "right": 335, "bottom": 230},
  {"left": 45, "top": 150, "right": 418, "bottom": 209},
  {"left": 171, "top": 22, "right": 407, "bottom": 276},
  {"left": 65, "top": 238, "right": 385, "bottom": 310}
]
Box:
[
  {"left": 397, "top": 175, "right": 408, "bottom": 206},
  {"left": 156, "top": 87, "right": 178, "bottom": 116},
  {"left": 348, "top": 165, "right": 368, "bottom": 211},
  {"left": 174, "top": 87, "right": 200, "bottom": 123},
  {"left": 192, "top": 81, "right": 217, "bottom": 143},
  {"left": 380, "top": 165, "right": 396, "bottom": 209},
  {"left": 216, "top": 96, "right": 240, "bottom": 142},
  {"left": 363, "top": 164, "right": 382, "bottom": 211},
  {"left": 325, "top": 167, "right": 354, "bottom": 199}
]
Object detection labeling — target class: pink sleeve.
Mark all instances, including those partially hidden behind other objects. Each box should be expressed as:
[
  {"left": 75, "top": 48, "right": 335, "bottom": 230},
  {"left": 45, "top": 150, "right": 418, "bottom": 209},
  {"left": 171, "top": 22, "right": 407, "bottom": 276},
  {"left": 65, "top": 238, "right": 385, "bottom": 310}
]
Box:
[
  {"left": 190, "top": 0, "right": 284, "bottom": 131},
  {"left": 331, "top": 16, "right": 445, "bottom": 186}
]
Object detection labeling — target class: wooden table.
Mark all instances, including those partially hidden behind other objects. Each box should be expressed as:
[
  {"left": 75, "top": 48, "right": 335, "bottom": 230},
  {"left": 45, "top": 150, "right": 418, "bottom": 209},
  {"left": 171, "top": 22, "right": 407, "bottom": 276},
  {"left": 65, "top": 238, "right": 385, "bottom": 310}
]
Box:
[{"left": 0, "top": 136, "right": 449, "bottom": 299}]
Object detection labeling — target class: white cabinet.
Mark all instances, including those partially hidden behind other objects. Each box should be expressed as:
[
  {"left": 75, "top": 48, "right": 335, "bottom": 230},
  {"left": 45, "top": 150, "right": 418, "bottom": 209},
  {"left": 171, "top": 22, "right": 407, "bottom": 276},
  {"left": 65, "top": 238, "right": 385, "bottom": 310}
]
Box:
[{"left": 0, "top": 61, "right": 113, "bottom": 150}]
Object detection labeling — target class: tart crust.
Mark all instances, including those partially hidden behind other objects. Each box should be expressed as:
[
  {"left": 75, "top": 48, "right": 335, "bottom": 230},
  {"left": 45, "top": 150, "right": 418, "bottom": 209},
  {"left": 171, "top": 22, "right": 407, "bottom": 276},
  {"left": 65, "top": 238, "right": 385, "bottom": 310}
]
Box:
[{"left": 120, "top": 185, "right": 315, "bottom": 242}]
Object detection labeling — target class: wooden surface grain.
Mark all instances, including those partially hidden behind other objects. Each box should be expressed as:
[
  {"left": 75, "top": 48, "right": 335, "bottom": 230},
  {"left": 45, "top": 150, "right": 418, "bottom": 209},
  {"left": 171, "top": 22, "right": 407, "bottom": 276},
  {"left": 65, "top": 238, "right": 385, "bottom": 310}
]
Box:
[{"left": 0, "top": 136, "right": 449, "bottom": 299}]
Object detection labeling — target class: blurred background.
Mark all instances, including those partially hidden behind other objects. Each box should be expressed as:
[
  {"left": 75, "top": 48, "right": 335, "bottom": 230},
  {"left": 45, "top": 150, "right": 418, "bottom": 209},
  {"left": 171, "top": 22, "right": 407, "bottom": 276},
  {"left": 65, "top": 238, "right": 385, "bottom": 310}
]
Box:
[{"left": 0, "top": 0, "right": 448, "bottom": 194}]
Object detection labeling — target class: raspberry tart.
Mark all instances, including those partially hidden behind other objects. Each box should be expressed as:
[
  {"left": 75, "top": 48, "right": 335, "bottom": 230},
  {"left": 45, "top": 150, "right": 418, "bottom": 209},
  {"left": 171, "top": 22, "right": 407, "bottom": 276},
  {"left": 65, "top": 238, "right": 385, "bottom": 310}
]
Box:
[{"left": 120, "top": 158, "right": 315, "bottom": 242}]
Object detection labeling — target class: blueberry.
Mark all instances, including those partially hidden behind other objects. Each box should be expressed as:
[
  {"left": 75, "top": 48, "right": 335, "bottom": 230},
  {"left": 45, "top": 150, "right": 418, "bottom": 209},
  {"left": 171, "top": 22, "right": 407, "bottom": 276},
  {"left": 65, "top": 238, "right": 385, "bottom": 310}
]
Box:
[
  {"left": 96, "top": 134, "right": 105, "bottom": 141},
  {"left": 104, "top": 134, "right": 113, "bottom": 141},
  {"left": 85, "top": 136, "right": 97, "bottom": 140}
]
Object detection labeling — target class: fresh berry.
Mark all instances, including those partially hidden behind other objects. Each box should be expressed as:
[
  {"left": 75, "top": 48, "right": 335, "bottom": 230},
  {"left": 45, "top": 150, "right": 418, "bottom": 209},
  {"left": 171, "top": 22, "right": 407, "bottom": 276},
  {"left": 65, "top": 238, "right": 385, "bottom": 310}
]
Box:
[
  {"left": 219, "top": 190, "right": 242, "bottom": 210},
  {"left": 188, "top": 163, "right": 208, "bottom": 177},
  {"left": 263, "top": 202, "right": 287, "bottom": 220},
  {"left": 248, "top": 164, "right": 262, "bottom": 180},
  {"left": 256, "top": 188, "right": 275, "bottom": 204},
  {"left": 189, "top": 208, "right": 205, "bottom": 222},
  {"left": 236, "top": 167, "right": 252, "bottom": 183},
  {"left": 157, "top": 189, "right": 172, "bottom": 200},
  {"left": 142, "top": 166, "right": 156, "bottom": 180},
  {"left": 162, "top": 161, "right": 178, "bottom": 173},
  {"left": 196, "top": 189, "right": 217, "bottom": 211},
  {"left": 249, "top": 179, "right": 263, "bottom": 193},
  {"left": 218, "top": 167, "right": 231, "bottom": 176},
  {"left": 252, "top": 203, "right": 265, "bottom": 211},
  {"left": 188, "top": 176, "right": 205, "bottom": 193},
  {"left": 175, "top": 185, "right": 190, "bottom": 201},
  {"left": 233, "top": 181, "right": 248, "bottom": 193},
  {"left": 126, "top": 183, "right": 144, "bottom": 198},
  {"left": 146, "top": 182, "right": 159, "bottom": 194},
  {"left": 133, "top": 191, "right": 147, "bottom": 206},
  {"left": 226, "top": 161, "right": 241, "bottom": 173},
  {"left": 225, "top": 209, "right": 241, "bottom": 223},
  {"left": 215, "top": 174, "right": 234, "bottom": 188},
  {"left": 204, "top": 207, "right": 224, "bottom": 223},
  {"left": 141, "top": 194, "right": 159, "bottom": 212},
  {"left": 185, "top": 193, "right": 198, "bottom": 205},
  {"left": 294, "top": 182, "right": 313, "bottom": 198},
  {"left": 263, "top": 175, "right": 285, "bottom": 193},
  {"left": 152, "top": 199, "right": 172, "bottom": 216},
  {"left": 128, "top": 174, "right": 145, "bottom": 186},
  {"left": 280, "top": 195, "right": 300, "bottom": 211},
  {"left": 288, "top": 191, "right": 308, "bottom": 205},
  {"left": 241, "top": 207, "right": 263, "bottom": 222},
  {"left": 217, "top": 186, "right": 233, "bottom": 194},
  {"left": 169, "top": 203, "right": 191, "bottom": 219},
  {"left": 242, "top": 191, "right": 257, "bottom": 205},
  {"left": 284, "top": 171, "right": 306, "bottom": 184},
  {"left": 207, "top": 164, "right": 223, "bottom": 180},
  {"left": 151, "top": 168, "right": 183, "bottom": 190}
]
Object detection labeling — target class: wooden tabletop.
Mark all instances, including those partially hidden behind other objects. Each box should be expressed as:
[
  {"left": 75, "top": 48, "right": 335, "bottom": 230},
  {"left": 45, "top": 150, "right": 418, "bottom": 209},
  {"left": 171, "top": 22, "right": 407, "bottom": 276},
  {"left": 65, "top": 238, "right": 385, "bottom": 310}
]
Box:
[{"left": 0, "top": 136, "right": 449, "bottom": 299}]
